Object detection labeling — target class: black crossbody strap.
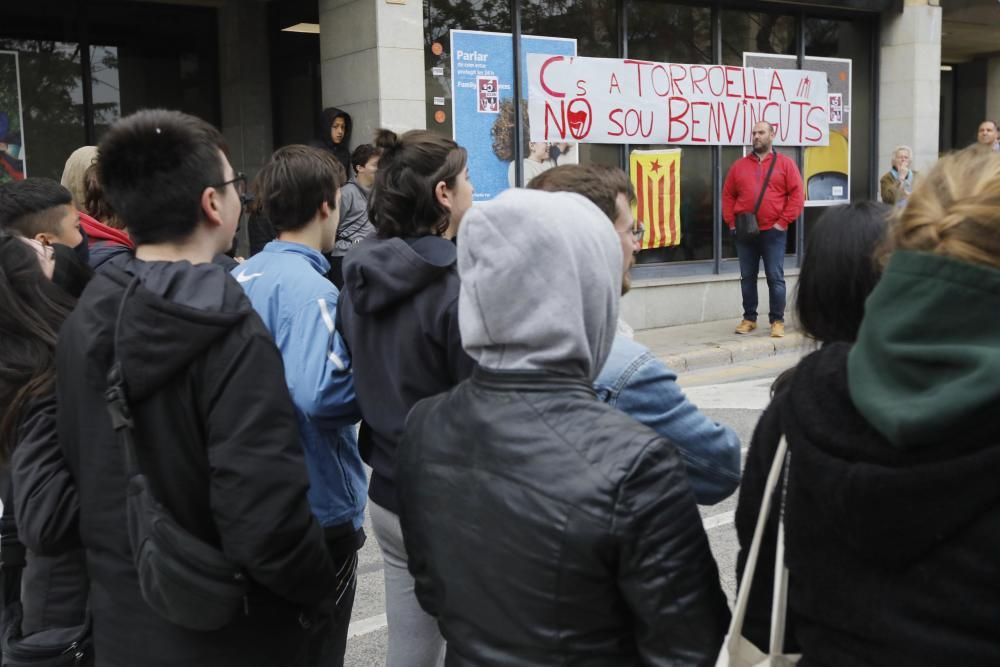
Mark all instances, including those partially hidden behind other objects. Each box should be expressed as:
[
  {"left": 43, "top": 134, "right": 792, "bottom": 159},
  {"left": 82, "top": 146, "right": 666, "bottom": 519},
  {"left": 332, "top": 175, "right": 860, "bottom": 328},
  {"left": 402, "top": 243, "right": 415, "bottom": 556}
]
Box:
[
  {"left": 753, "top": 151, "right": 779, "bottom": 215},
  {"left": 104, "top": 277, "right": 142, "bottom": 478}
]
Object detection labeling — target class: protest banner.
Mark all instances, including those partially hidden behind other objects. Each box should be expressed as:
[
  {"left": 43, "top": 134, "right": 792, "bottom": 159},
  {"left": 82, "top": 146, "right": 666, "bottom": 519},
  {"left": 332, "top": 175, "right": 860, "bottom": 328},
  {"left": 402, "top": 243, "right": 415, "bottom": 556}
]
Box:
[
  {"left": 451, "top": 30, "right": 576, "bottom": 201},
  {"left": 744, "top": 53, "right": 853, "bottom": 206},
  {"left": 526, "top": 54, "right": 829, "bottom": 147},
  {"left": 630, "top": 149, "right": 682, "bottom": 249},
  {"left": 0, "top": 51, "right": 26, "bottom": 182}
]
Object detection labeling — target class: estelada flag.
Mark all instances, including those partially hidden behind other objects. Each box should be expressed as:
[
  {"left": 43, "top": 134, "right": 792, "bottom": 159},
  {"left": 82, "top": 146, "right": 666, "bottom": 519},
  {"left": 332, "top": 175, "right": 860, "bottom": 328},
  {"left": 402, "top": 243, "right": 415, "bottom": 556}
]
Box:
[{"left": 629, "top": 149, "right": 681, "bottom": 249}]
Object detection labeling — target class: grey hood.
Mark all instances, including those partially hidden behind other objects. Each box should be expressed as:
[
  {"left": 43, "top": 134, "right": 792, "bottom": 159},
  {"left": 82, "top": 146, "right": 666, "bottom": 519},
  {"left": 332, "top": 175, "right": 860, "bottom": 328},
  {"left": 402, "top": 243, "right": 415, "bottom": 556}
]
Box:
[{"left": 457, "top": 189, "right": 622, "bottom": 380}]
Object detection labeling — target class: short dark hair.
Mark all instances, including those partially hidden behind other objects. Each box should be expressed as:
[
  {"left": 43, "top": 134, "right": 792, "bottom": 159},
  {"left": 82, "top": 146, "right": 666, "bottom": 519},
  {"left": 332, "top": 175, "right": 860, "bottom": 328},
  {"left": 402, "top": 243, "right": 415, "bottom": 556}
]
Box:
[
  {"left": 253, "top": 145, "right": 342, "bottom": 234},
  {"left": 527, "top": 164, "right": 635, "bottom": 223},
  {"left": 97, "top": 109, "right": 228, "bottom": 245},
  {"left": 797, "top": 201, "right": 890, "bottom": 344},
  {"left": 370, "top": 129, "right": 468, "bottom": 238},
  {"left": 350, "top": 144, "right": 381, "bottom": 173},
  {"left": 0, "top": 178, "right": 73, "bottom": 238},
  {"left": 982, "top": 119, "right": 999, "bottom": 131}
]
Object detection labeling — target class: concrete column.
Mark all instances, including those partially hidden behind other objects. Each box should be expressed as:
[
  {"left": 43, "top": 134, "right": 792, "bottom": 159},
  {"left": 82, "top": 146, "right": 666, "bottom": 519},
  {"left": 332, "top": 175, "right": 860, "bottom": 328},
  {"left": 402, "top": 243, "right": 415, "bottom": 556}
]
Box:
[
  {"left": 987, "top": 56, "right": 1000, "bottom": 125},
  {"left": 218, "top": 0, "right": 274, "bottom": 177},
  {"left": 319, "top": 0, "right": 425, "bottom": 149},
  {"left": 878, "top": 0, "right": 942, "bottom": 175}
]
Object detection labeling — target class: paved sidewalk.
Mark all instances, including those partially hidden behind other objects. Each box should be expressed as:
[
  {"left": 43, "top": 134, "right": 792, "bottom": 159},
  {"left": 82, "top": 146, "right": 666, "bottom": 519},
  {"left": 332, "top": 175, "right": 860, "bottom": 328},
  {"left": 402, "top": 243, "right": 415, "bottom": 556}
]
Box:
[{"left": 634, "top": 318, "right": 809, "bottom": 372}]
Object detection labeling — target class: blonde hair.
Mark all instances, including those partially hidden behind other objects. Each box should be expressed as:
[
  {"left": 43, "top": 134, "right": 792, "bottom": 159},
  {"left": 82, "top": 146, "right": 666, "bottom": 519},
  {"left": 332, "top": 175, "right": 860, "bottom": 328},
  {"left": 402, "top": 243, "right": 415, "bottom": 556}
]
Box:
[
  {"left": 886, "top": 148, "right": 1000, "bottom": 270},
  {"left": 60, "top": 145, "right": 98, "bottom": 212}
]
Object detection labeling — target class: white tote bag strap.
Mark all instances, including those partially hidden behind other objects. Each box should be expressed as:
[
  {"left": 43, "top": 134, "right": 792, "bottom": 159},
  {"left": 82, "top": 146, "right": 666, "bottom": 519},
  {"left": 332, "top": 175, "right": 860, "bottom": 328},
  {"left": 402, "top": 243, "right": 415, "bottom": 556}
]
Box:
[
  {"left": 769, "top": 448, "right": 791, "bottom": 654},
  {"left": 721, "top": 436, "right": 790, "bottom": 657}
]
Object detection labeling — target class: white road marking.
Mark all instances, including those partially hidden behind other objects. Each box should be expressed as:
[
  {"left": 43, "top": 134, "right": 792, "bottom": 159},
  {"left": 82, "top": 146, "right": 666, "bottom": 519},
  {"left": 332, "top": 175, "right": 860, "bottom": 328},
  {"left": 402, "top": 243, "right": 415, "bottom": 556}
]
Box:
[
  {"left": 702, "top": 510, "right": 735, "bottom": 531},
  {"left": 348, "top": 612, "right": 388, "bottom": 638},
  {"left": 682, "top": 377, "right": 776, "bottom": 410}
]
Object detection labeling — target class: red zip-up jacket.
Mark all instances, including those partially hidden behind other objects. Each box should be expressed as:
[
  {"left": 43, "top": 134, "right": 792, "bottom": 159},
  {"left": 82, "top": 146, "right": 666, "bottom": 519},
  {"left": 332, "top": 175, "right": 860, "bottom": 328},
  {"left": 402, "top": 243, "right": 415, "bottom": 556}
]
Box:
[{"left": 722, "top": 151, "right": 804, "bottom": 231}]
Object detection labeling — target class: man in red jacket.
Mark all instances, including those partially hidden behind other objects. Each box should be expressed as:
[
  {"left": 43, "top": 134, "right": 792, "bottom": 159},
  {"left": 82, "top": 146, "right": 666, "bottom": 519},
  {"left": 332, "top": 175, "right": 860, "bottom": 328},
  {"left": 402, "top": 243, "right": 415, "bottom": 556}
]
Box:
[{"left": 722, "top": 121, "right": 804, "bottom": 338}]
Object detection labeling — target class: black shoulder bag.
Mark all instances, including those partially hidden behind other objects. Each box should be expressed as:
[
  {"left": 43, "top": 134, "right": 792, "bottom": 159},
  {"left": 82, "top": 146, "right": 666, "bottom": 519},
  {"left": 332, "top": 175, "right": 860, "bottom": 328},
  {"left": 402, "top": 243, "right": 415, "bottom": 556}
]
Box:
[
  {"left": 735, "top": 151, "right": 778, "bottom": 243},
  {"left": 0, "top": 471, "right": 92, "bottom": 666},
  {"left": 104, "top": 278, "right": 249, "bottom": 632}
]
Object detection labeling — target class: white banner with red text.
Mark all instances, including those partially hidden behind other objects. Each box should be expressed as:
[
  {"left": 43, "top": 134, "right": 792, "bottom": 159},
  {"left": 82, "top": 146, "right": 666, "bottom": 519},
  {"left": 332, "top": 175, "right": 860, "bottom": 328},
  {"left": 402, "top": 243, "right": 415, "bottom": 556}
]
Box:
[{"left": 527, "top": 54, "right": 830, "bottom": 147}]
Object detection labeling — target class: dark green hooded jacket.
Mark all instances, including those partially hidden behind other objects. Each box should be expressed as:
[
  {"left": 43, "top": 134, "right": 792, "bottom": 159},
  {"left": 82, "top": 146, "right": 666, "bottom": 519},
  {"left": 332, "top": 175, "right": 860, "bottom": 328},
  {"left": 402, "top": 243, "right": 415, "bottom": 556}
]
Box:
[{"left": 849, "top": 250, "right": 1000, "bottom": 448}]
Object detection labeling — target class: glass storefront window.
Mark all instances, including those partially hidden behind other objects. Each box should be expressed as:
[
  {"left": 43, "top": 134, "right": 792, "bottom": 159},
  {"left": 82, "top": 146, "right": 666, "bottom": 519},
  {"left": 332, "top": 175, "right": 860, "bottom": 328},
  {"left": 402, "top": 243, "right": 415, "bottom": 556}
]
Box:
[
  {"left": 521, "top": 0, "right": 619, "bottom": 168},
  {"left": 420, "top": 2, "right": 877, "bottom": 276},
  {"left": 628, "top": 3, "right": 712, "bottom": 264},
  {"left": 0, "top": 39, "right": 86, "bottom": 181},
  {"left": 88, "top": 3, "right": 220, "bottom": 141},
  {"left": 721, "top": 11, "right": 796, "bottom": 66},
  {"left": 801, "top": 17, "right": 874, "bottom": 247},
  {"left": 424, "top": 0, "right": 512, "bottom": 136}
]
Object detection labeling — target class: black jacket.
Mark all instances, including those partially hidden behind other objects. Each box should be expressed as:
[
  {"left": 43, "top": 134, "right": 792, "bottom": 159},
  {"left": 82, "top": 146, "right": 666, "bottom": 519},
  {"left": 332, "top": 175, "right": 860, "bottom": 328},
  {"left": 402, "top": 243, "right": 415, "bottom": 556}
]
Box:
[
  {"left": 54, "top": 258, "right": 336, "bottom": 667},
  {"left": 337, "top": 235, "right": 475, "bottom": 514},
  {"left": 736, "top": 343, "right": 1000, "bottom": 666},
  {"left": 399, "top": 367, "right": 731, "bottom": 666},
  {"left": 9, "top": 395, "right": 88, "bottom": 636},
  {"left": 310, "top": 107, "right": 352, "bottom": 175}
]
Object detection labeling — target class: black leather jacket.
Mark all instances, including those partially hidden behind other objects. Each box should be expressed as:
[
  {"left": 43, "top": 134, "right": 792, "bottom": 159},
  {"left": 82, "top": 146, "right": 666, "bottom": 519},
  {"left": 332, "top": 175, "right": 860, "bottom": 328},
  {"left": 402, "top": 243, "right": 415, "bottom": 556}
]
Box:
[{"left": 398, "top": 367, "right": 730, "bottom": 666}]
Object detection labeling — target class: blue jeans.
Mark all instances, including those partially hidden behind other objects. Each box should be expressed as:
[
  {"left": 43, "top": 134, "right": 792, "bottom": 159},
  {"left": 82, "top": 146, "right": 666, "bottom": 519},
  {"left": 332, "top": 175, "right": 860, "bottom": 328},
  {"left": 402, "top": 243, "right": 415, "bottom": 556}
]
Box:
[{"left": 735, "top": 228, "right": 786, "bottom": 323}]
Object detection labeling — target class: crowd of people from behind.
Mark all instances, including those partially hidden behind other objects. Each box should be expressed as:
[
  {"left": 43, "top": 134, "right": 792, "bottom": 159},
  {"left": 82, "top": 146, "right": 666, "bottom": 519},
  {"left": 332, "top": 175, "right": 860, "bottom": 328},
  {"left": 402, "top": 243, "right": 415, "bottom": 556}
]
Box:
[{"left": 0, "top": 104, "right": 996, "bottom": 667}]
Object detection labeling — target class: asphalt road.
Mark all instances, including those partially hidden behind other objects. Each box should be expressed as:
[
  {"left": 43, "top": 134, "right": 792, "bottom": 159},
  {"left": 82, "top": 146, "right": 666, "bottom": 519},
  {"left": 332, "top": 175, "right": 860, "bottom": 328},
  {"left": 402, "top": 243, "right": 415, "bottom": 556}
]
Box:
[{"left": 344, "top": 352, "right": 802, "bottom": 666}]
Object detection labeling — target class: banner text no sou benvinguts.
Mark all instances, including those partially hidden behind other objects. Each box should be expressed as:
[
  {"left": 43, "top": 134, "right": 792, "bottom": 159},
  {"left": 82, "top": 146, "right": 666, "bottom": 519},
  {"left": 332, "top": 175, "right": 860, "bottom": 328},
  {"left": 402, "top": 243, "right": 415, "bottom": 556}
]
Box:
[{"left": 527, "top": 54, "right": 830, "bottom": 146}]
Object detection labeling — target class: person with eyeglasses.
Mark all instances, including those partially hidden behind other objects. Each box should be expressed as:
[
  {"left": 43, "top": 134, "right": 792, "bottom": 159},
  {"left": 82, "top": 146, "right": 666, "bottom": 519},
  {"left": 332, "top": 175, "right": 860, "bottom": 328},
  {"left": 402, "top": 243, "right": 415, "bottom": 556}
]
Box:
[
  {"left": 528, "top": 165, "right": 741, "bottom": 506},
  {"left": 48, "top": 109, "right": 338, "bottom": 667}
]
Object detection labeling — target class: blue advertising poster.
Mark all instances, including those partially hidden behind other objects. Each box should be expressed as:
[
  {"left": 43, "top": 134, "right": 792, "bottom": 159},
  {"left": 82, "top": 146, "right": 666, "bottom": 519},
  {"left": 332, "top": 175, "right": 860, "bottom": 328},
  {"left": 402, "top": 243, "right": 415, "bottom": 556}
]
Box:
[{"left": 451, "top": 30, "right": 576, "bottom": 201}]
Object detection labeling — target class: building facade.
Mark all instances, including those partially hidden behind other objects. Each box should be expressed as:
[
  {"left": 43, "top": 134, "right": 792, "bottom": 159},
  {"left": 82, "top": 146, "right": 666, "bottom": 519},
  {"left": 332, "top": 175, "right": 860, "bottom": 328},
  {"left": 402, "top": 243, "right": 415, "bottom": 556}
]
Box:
[{"left": 2, "top": 0, "right": 996, "bottom": 328}]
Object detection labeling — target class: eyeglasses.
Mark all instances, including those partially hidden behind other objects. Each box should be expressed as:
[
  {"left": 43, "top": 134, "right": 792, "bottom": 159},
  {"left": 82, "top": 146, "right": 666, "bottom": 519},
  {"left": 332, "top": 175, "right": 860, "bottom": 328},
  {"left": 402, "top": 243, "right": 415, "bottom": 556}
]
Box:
[
  {"left": 210, "top": 173, "right": 247, "bottom": 199},
  {"left": 632, "top": 223, "right": 645, "bottom": 242}
]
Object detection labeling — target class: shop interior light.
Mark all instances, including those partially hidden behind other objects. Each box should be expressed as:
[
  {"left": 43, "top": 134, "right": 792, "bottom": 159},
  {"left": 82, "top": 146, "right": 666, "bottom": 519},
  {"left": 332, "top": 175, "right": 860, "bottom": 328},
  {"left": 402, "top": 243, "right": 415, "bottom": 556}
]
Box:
[
  {"left": 282, "top": 23, "right": 320, "bottom": 34},
  {"left": 940, "top": 65, "right": 953, "bottom": 71}
]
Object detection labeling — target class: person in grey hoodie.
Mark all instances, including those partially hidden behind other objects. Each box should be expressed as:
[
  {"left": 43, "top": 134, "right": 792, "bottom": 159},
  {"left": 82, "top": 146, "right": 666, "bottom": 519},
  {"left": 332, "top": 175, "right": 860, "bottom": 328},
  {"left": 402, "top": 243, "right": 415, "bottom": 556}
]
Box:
[
  {"left": 397, "top": 188, "right": 730, "bottom": 666},
  {"left": 336, "top": 128, "right": 475, "bottom": 667},
  {"left": 327, "top": 143, "right": 380, "bottom": 289}
]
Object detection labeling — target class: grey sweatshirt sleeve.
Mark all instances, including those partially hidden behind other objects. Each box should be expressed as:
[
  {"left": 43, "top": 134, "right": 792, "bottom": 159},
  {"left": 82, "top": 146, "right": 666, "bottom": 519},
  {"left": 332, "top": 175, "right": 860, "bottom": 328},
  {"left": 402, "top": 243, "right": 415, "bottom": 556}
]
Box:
[{"left": 335, "top": 183, "right": 375, "bottom": 252}]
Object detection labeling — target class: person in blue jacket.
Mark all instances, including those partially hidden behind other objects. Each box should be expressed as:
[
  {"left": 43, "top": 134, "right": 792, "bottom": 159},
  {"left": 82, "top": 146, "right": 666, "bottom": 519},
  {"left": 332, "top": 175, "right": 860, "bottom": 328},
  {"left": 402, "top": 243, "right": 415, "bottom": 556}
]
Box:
[
  {"left": 232, "top": 145, "right": 365, "bottom": 667},
  {"left": 529, "top": 165, "right": 741, "bottom": 504}
]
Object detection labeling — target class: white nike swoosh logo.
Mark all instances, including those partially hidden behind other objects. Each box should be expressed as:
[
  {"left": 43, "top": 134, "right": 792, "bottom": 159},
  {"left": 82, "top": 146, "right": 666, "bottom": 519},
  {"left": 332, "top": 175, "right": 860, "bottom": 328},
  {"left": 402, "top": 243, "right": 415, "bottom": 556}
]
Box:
[{"left": 235, "top": 271, "right": 263, "bottom": 283}]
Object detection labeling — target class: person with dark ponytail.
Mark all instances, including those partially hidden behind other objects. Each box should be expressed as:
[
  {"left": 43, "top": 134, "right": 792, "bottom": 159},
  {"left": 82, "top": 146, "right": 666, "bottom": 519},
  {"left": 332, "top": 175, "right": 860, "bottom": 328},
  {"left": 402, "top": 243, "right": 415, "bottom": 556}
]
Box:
[
  {"left": 0, "top": 229, "right": 89, "bottom": 653},
  {"left": 336, "top": 128, "right": 474, "bottom": 667}
]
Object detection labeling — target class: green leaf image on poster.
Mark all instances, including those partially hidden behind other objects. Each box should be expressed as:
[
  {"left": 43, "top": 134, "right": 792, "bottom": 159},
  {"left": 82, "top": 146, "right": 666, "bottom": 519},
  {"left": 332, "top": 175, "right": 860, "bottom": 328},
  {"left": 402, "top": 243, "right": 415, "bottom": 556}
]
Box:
[{"left": 0, "top": 51, "right": 26, "bottom": 182}]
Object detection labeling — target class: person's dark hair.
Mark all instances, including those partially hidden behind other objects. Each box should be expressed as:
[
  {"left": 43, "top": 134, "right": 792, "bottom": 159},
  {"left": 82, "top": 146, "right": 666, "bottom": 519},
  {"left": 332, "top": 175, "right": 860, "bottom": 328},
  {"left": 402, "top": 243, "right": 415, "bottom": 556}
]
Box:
[
  {"left": 369, "top": 129, "right": 468, "bottom": 238},
  {"left": 350, "top": 144, "right": 381, "bottom": 174},
  {"left": 97, "top": 109, "right": 229, "bottom": 245},
  {"left": 798, "top": 201, "right": 890, "bottom": 343},
  {"left": 253, "top": 145, "right": 342, "bottom": 234},
  {"left": 772, "top": 201, "right": 889, "bottom": 396},
  {"left": 0, "top": 230, "right": 75, "bottom": 462},
  {"left": 527, "top": 164, "right": 635, "bottom": 223},
  {"left": 0, "top": 178, "right": 73, "bottom": 238},
  {"left": 83, "top": 162, "right": 124, "bottom": 230}
]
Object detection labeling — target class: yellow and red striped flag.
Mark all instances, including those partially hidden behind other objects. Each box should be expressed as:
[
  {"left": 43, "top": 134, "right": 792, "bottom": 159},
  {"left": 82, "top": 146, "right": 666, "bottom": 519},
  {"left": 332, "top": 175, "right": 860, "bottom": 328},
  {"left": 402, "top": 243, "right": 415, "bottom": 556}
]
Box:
[{"left": 629, "top": 149, "right": 682, "bottom": 249}]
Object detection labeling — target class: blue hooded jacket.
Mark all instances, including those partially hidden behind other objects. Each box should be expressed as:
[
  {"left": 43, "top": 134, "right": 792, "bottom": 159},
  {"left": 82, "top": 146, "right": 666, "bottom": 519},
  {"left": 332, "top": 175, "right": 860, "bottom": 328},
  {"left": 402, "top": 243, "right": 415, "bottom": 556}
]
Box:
[{"left": 233, "top": 241, "right": 366, "bottom": 530}]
